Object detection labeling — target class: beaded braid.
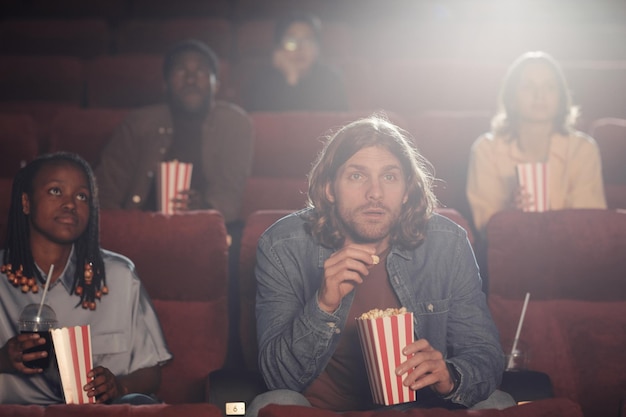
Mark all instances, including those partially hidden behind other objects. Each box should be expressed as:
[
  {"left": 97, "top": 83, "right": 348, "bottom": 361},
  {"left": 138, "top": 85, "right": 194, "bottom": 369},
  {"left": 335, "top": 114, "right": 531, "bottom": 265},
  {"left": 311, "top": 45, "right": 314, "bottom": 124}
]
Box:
[{"left": 1, "top": 152, "right": 107, "bottom": 310}]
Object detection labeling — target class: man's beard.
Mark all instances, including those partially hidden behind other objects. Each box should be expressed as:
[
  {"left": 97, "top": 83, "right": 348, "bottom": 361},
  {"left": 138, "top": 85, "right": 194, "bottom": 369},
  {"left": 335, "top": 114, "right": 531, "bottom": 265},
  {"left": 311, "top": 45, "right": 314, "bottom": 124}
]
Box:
[{"left": 334, "top": 202, "right": 400, "bottom": 244}]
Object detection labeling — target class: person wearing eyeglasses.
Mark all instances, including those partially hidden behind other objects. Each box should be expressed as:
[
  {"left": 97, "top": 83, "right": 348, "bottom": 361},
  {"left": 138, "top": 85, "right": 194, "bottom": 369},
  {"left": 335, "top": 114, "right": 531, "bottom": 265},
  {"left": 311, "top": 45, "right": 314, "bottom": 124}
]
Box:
[{"left": 242, "top": 12, "right": 349, "bottom": 112}]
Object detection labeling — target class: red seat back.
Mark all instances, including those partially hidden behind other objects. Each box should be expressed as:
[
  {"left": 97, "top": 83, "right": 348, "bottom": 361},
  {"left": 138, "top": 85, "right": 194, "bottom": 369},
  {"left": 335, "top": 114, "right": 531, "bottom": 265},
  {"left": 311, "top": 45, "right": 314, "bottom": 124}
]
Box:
[
  {"left": 0, "top": 178, "right": 13, "bottom": 245},
  {"left": 115, "top": 18, "right": 233, "bottom": 58},
  {"left": 563, "top": 60, "right": 626, "bottom": 124},
  {"left": 588, "top": 117, "right": 626, "bottom": 182},
  {"left": 0, "top": 56, "right": 84, "bottom": 104},
  {"left": 48, "top": 108, "right": 129, "bottom": 168},
  {"left": 3, "top": 0, "right": 126, "bottom": 19},
  {"left": 371, "top": 59, "right": 505, "bottom": 116},
  {"left": 487, "top": 209, "right": 626, "bottom": 301},
  {"left": 130, "top": 0, "right": 231, "bottom": 18},
  {"left": 239, "top": 210, "right": 293, "bottom": 370},
  {"left": 589, "top": 117, "right": 626, "bottom": 209},
  {"left": 241, "top": 111, "right": 407, "bottom": 219},
  {"left": 409, "top": 110, "right": 492, "bottom": 226},
  {"left": 100, "top": 210, "right": 229, "bottom": 404},
  {"left": 0, "top": 113, "right": 39, "bottom": 178},
  {"left": 85, "top": 55, "right": 165, "bottom": 108},
  {"left": 0, "top": 101, "right": 80, "bottom": 152},
  {"left": 85, "top": 55, "right": 231, "bottom": 108},
  {"left": 0, "top": 18, "right": 110, "bottom": 58}
]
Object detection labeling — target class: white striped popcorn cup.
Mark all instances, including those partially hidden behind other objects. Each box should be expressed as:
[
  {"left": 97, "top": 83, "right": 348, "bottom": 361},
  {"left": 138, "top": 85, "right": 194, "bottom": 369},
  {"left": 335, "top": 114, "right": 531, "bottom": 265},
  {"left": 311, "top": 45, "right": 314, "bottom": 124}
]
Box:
[
  {"left": 51, "top": 325, "right": 95, "bottom": 404},
  {"left": 516, "top": 162, "right": 549, "bottom": 212},
  {"left": 158, "top": 161, "right": 193, "bottom": 214},
  {"left": 356, "top": 311, "right": 416, "bottom": 405}
]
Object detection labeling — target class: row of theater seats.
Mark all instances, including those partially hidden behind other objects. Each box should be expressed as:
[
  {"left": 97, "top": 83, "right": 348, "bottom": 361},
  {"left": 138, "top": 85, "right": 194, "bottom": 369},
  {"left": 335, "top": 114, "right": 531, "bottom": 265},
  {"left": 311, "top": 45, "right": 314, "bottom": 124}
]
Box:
[
  {"left": 1, "top": 109, "right": 625, "bottom": 228},
  {"left": 3, "top": 14, "right": 626, "bottom": 62},
  {"left": 0, "top": 17, "right": 352, "bottom": 60},
  {"left": 5, "top": 0, "right": 626, "bottom": 23},
  {"left": 5, "top": 0, "right": 231, "bottom": 19},
  {"left": 3, "top": 0, "right": 367, "bottom": 20},
  {"left": 3, "top": 53, "right": 626, "bottom": 121},
  {"left": 4, "top": 207, "right": 620, "bottom": 415},
  {"left": 2, "top": 0, "right": 447, "bottom": 20}
]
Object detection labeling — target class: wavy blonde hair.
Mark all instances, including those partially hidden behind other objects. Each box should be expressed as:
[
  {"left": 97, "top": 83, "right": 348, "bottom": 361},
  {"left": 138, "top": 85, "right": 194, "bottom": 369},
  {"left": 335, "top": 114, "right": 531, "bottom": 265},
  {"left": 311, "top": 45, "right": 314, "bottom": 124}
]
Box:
[{"left": 305, "top": 116, "right": 437, "bottom": 250}]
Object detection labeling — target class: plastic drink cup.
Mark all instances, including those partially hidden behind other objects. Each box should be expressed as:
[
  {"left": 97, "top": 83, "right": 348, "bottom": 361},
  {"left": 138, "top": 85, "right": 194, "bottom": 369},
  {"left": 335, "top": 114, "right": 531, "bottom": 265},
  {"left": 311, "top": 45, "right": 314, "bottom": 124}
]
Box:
[{"left": 18, "top": 303, "right": 58, "bottom": 369}]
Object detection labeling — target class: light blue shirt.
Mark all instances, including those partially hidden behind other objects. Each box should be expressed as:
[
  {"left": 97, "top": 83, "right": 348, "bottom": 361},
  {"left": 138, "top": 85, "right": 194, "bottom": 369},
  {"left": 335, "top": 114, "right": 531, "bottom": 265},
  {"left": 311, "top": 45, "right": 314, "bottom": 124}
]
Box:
[{"left": 0, "top": 247, "right": 172, "bottom": 404}]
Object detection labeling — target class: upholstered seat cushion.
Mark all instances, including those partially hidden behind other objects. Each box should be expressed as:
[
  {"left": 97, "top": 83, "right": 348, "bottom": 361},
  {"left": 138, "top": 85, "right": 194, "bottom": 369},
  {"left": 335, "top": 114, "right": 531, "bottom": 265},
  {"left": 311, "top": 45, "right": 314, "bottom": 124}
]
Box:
[{"left": 258, "top": 397, "right": 583, "bottom": 417}]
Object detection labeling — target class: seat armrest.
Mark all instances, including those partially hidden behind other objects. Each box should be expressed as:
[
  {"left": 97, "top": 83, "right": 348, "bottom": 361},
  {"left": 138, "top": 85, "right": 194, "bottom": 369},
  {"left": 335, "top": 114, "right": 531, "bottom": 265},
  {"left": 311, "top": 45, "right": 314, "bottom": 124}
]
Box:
[
  {"left": 500, "top": 370, "right": 554, "bottom": 403},
  {"left": 208, "top": 368, "right": 268, "bottom": 416}
]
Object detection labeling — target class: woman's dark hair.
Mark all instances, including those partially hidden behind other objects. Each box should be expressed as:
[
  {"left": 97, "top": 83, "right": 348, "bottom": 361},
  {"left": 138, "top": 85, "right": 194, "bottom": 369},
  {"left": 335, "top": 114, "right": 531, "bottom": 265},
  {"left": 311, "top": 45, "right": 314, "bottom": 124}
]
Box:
[
  {"left": 273, "top": 11, "right": 322, "bottom": 45},
  {"left": 2, "top": 152, "right": 106, "bottom": 310},
  {"left": 162, "top": 39, "right": 220, "bottom": 80},
  {"left": 492, "top": 51, "right": 579, "bottom": 137},
  {"left": 305, "top": 115, "right": 437, "bottom": 250}
]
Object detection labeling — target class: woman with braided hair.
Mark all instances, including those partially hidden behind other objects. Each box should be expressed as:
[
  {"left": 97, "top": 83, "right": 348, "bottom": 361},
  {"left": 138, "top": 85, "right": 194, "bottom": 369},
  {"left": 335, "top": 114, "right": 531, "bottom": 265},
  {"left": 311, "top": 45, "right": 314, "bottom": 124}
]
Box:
[{"left": 0, "top": 152, "right": 171, "bottom": 404}]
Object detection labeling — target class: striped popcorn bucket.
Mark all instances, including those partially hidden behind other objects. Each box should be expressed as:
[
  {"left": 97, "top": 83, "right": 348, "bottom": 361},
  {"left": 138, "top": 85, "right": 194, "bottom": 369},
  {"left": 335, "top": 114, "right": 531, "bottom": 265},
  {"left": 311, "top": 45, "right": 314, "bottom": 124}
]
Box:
[
  {"left": 51, "top": 325, "right": 95, "bottom": 404},
  {"left": 158, "top": 160, "right": 193, "bottom": 214},
  {"left": 356, "top": 312, "right": 416, "bottom": 405},
  {"left": 516, "top": 162, "right": 549, "bottom": 212}
]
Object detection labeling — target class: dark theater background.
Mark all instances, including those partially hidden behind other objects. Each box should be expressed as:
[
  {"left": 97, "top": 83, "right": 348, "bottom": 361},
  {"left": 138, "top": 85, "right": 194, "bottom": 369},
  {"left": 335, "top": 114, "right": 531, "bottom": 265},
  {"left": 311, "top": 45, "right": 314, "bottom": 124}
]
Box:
[{"left": 1, "top": 2, "right": 625, "bottom": 417}]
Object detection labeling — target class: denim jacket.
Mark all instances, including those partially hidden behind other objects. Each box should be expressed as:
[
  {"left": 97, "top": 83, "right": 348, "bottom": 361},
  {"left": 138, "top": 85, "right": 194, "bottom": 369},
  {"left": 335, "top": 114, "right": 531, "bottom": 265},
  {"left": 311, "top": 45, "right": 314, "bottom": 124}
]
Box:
[{"left": 255, "top": 209, "right": 504, "bottom": 408}]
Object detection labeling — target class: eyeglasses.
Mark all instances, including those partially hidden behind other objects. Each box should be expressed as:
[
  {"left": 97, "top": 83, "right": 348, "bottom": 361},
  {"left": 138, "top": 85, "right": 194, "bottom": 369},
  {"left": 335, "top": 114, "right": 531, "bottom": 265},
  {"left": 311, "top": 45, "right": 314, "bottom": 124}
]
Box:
[{"left": 281, "top": 37, "right": 318, "bottom": 52}]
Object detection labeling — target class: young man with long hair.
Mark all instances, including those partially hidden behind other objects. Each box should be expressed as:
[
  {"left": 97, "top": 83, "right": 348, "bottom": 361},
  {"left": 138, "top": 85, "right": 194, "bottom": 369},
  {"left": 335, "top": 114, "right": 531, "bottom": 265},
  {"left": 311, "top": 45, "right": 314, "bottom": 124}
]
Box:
[{"left": 248, "top": 117, "right": 512, "bottom": 416}]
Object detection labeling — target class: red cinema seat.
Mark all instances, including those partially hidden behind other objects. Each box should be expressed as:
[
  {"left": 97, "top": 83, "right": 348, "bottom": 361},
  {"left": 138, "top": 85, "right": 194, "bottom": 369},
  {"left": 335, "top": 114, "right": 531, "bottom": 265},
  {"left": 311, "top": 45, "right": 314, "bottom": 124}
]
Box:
[
  {"left": 409, "top": 110, "right": 492, "bottom": 227},
  {"left": 563, "top": 60, "right": 626, "bottom": 124},
  {"left": 588, "top": 117, "right": 626, "bottom": 209},
  {"left": 4, "top": 0, "right": 126, "bottom": 19},
  {"left": 100, "top": 210, "right": 229, "bottom": 404},
  {"left": 240, "top": 111, "right": 406, "bottom": 219},
  {"left": 371, "top": 59, "right": 505, "bottom": 116},
  {"left": 233, "top": 20, "right": 273, "bottom": 61},
  {"left": 238, "top": 210, "right": 293, "bottom": 371},
  {"left": 258, "top": 399, "right": 583, "bottom": 417},
  {"left": 487, "top": 209, "right": 626, "bottom": 301},
  {"left": 47, "top": 108, "right": 129, "bottom": 168},
  {"left": 331, "top": 57, "right": 375, "bottom": 110},
  {"left": 0, "top": 101, "right": 80, "bottom": 152},
  {"left": 0, "top": 18, "right": 110, "bottom": 58},
  {"left": 130, "top": 0, "right": 232, "bottom": 18},
  {"left": 85, "top": 54, "right": 231, "bottom": 108},
  {"left": 85, "top": 55, "right": 165, "bottom": 109},
  {"left": 486, "top": 209, "right": 626, "bottom": 417},
  {"left": 0, "top": 178, "right": 13, "bottom": 244},
  {"left": 115, "top": 18, "right": 233, "bottom": 59},
  {"left": 0, "top": 113, "right": 39, "bottom": 178},
  {"left": 0, "top": 56, "right": 84, "bottom": 104}
]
